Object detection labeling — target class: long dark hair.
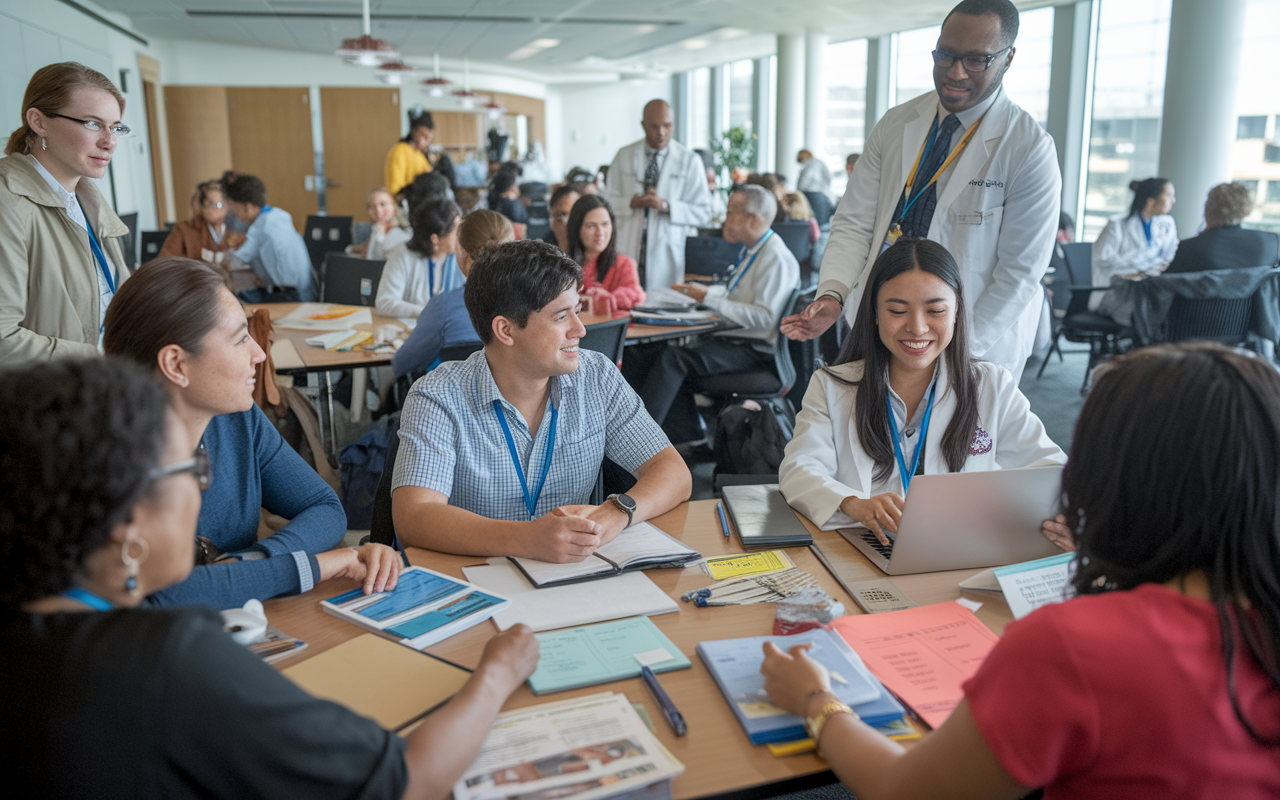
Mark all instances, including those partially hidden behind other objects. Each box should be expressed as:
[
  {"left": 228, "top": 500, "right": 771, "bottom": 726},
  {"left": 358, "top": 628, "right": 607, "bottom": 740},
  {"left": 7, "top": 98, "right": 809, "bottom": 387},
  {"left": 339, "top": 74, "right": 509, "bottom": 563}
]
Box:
[
  {"left": 1063, "top": 343, "right": 1280, "bottom": 746},
  {"left": 565, "top": 194, "right": 618, "bottom": 282},
  {"left": 827, "top": 237, "right": 980, "bottom": 481},
  {"left": 407, "top": 198, "right": 461, "bottom": 258},
  {"left": 1128, "top": 177, "right": 1169, "bottom": 219}
]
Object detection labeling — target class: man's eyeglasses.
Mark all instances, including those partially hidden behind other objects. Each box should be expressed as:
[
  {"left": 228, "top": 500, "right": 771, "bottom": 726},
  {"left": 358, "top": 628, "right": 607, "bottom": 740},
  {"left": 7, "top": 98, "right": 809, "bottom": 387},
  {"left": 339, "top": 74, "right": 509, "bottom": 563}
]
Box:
[
  {"left": 931, "top": 47, "right": 1011, "bottom": 73},
  {"left": 43, "top": 112, "right": 132, "bottom": 138},
  {"left": 149, "top": 449, "right": 211, "bottom": 491},
  {"left": 551, "top": 213, "right": 571, "bottom": 224}
]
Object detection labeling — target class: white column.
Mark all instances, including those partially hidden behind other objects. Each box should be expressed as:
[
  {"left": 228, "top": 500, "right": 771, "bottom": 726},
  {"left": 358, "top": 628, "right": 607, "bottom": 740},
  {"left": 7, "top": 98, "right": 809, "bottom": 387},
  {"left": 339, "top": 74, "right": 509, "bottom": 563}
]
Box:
[
  {"left": 752, "top": 56, "right": 773, "bottom": 172},
  {"left": 1046, "top": 1, "right": 1098, "bottom": 229},
  {"left": 864, "top": 34, "right": 896, "bottom": 137},
  {"left": 1157, "top": 0, "right": 1247, "bottom": 236},
  {"left": 775, "top": 33, "right": 806, "bottom": 186},
  {"left": 804, "top": 30, "right": 828, "bottom": 160}
]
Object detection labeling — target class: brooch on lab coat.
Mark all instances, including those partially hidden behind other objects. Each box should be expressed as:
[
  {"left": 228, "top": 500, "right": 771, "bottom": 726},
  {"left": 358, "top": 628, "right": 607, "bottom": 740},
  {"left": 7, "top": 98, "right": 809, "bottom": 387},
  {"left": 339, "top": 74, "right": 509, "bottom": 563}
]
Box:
[{"left": 970, "top": 426, "right": 992, "bottom": 455}]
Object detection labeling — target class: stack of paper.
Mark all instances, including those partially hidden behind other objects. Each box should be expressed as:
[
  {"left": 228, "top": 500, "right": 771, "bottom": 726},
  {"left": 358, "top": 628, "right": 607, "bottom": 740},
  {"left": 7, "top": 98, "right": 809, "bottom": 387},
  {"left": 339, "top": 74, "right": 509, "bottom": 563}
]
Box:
[
  {"left": 830, "top": 602, "right": 1000, "bottom": 729},
  {"left": 462, "top": 559, "right": 679, "bottom": 632},
  {"left": 274, "top": 303, "right": 373, "bottom": 330},
  {"left": 697, "top": 628, "right": 906, "bottom": 745},
  {"left": 454, "top": 692, "right": 684, "bottom": 800},
  {"left": 527, "top": 616, "right": 690, "bottom": 695}
]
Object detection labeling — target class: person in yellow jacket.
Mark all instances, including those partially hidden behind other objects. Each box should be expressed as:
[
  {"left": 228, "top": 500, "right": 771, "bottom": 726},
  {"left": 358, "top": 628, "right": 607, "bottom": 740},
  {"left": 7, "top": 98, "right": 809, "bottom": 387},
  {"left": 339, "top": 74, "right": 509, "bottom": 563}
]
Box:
[{"left": 385, "top": 111, "right": 434, "bottom": 197}]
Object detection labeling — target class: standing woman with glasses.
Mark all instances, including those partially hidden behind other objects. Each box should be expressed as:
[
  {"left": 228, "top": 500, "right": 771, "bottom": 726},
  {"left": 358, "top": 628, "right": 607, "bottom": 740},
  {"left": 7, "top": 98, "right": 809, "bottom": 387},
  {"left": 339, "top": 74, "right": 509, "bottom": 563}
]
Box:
[
  {"left": 104, "top": 258, "right": 402, "bottom": 610},
  {"left": 0, "top": 62, "right": 133, "bottom": 365},
  {"left": 158, "top": 179, "right": 245, "bottom": 265}
]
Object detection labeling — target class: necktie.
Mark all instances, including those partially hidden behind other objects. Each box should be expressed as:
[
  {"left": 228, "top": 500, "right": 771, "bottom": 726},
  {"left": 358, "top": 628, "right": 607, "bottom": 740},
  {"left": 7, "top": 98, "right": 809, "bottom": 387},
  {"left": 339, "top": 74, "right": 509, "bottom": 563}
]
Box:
[
  {"left": 637, "top": 149, "right": 661, "bottom": 284},
  {"left": 894, "top": 113, "right": 963, "bottom": 238}
]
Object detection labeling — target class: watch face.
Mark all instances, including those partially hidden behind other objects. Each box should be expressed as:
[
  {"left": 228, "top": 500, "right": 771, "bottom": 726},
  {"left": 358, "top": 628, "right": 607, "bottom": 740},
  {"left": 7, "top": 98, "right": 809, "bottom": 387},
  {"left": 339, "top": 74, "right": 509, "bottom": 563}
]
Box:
[{"left": 615, "top": 493, "right": 637, "bottom": 512}]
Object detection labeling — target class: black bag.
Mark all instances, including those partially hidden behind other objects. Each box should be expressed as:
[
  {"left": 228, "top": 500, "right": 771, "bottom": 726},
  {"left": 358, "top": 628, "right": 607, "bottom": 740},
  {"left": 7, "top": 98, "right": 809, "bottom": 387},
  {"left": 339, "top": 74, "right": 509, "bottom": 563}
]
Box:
[
  {"left": 713, "top": 398, "right": 796, "bottom": 477},
  {"left": 339, "top": 426, "right": 396, "bottom": 530}
]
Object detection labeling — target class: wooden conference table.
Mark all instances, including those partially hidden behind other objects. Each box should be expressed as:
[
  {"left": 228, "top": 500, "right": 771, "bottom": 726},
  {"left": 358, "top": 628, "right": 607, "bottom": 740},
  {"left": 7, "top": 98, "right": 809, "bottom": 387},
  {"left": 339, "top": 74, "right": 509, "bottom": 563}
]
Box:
[{"left": 264, "top": 499, "right": 1013, "bottom": 800}]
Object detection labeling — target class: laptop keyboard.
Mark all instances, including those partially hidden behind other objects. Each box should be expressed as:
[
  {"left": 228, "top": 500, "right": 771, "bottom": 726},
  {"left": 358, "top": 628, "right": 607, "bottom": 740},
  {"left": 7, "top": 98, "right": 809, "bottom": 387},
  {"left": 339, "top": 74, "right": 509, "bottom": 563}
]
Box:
[{"left": 860, "top": 532, "right": 894, "bottom": 559}]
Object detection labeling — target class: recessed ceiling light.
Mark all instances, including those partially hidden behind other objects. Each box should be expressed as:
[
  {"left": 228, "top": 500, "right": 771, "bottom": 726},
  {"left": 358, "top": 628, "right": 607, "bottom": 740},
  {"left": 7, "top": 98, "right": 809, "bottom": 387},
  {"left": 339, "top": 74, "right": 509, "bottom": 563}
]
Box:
[
  {"left": 720, "top": 28, "right": 749, "bottom": 40},
  {"left": 682, "top": 39, "right": 709, "bottom": 50},
  {"left": 507, "top": 45, "right": 542, "bottom": 60},
  {"left": 531, "top": 38, "right": 560, "bottom": 48},
  {"left": 635, "top": 24, "right": 659, "bottom": 35}
]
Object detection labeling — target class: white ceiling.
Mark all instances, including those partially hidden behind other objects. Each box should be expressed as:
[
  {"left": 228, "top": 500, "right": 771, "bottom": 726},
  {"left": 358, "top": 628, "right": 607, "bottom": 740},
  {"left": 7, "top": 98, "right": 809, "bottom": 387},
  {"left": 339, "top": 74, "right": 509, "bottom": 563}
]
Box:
[{"left": 91, "top": 0, "right": 1062, "bottom": 77}]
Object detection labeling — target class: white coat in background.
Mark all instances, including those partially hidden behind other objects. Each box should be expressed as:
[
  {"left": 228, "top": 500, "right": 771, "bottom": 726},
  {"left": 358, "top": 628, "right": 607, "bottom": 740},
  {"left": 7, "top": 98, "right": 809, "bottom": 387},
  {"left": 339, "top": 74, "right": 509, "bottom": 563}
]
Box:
[
  {"left": 1089, "top": 212, "right": 1179, "bottom": 310},
  {"left": 779, "top": 358, "right": 1066, "bottom": 531},
  {"left": 818, "top": 87, "right": 1061, "bottom": 382},
  {"left": 604, "top": 138, "right": 714, "bottom": 292}
]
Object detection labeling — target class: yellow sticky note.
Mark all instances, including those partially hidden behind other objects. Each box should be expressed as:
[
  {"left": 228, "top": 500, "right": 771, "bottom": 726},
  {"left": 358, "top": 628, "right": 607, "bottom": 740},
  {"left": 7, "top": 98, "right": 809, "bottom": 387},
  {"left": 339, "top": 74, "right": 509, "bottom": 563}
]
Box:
[{"left": 704, "top": 550, "right": 795, "bottom": 581}]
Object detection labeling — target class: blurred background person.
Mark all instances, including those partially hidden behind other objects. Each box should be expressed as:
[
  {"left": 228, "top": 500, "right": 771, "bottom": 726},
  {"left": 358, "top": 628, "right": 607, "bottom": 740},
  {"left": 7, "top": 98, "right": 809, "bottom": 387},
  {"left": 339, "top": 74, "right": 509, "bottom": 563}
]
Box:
[{"left": 566, "top": 195, "right": 645, "bottom": 316}]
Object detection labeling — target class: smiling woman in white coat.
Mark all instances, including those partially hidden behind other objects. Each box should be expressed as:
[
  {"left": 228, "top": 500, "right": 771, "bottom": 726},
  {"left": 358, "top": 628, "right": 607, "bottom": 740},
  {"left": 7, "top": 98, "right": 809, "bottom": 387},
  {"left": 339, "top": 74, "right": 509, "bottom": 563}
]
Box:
[{"left": 779, "top": 237, "right": 1065, "bottom": 544}]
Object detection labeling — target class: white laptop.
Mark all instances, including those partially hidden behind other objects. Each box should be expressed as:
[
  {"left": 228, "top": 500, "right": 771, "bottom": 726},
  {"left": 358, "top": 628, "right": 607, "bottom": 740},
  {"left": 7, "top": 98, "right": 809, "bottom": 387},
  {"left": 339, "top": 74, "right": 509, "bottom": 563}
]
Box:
[{"left": 838, "top": 466, "right": 1065, "bottom": 575}]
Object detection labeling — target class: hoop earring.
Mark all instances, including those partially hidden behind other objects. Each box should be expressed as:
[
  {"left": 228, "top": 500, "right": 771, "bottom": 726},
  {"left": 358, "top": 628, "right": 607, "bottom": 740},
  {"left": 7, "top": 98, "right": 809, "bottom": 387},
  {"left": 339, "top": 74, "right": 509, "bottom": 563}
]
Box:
[
  {"left": 41, "top": 138, "right": 47, "bottom": 151},
  {"left": 121, "top": 538, "right": 150, "bottom": 596}
]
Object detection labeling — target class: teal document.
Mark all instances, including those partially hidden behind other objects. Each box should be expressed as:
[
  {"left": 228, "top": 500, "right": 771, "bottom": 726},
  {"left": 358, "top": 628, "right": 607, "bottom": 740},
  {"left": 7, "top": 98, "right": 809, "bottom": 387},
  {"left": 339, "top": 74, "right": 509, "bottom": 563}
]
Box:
[{"left": 527, "top": 616, "right": 690, "bottom": 695}]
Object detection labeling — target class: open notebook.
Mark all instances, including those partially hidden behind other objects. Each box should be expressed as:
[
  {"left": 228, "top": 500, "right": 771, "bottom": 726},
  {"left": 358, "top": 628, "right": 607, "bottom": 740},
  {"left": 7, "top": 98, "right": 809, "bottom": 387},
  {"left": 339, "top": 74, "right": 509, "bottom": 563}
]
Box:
[{"left": 510, "top": 521, "right": 701, "bottom": 588}]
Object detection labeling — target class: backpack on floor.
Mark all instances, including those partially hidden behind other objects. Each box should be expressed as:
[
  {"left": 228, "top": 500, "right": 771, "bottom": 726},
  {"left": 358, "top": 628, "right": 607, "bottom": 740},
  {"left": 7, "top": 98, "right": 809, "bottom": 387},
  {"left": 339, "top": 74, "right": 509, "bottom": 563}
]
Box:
[{"left": 713, "top": 398, "right": 796, "bottom": 477}]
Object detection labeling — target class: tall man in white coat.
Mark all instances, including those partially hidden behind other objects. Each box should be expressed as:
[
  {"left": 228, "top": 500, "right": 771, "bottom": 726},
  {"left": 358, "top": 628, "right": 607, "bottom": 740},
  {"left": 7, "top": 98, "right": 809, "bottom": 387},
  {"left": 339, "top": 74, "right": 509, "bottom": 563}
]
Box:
[
  {"left": 781, "top": 0, "right": 1060, "bottom": 383},
  {"left": 604, "top": 99, "right": 715, "bottom": 292}
]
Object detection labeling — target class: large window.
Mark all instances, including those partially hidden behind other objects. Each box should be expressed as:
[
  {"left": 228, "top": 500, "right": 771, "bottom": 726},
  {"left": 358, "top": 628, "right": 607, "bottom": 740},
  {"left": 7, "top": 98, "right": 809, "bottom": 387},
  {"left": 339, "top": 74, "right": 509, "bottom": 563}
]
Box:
[
  {"left": 1232, "top": 0, "right": 1280, "bottom": 233},
  {"left": 823, "top": 38, "right": 868, "bottom": 196},
  {"left": 895, "top": 25, "right": 940, "bottom": 107},
  {"left": 1081, "top": 0, "right": 1172, "bottom": 241},
  {"left": 689, "top": 67, "right": 712, "bottom": 151},
  {"left": 727, "top": 59, "right": 755, "bottom": 131}
]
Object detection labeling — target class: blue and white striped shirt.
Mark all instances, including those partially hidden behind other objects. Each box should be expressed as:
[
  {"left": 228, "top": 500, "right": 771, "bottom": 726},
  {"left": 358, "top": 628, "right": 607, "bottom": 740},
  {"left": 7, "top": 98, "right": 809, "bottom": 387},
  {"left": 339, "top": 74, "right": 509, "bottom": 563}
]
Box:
[{"left": 393, "top": 349, "right": 671, "bottom": 520}]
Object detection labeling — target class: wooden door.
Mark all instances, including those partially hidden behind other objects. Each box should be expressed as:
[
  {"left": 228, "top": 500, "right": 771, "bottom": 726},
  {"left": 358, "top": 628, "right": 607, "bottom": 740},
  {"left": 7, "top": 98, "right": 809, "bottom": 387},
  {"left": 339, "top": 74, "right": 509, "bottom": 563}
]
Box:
[
  {"left": 163, "top": 86, "right": 233, "bottom": 222},
  {"left": 226, "top": 87, "right": 315, "bottom": 231},
  {"left": 320, "top": 87, "right": 401, "bottom": 218},
  {"left": 142, "top": 79, "right": 171, "bottom": 225}
]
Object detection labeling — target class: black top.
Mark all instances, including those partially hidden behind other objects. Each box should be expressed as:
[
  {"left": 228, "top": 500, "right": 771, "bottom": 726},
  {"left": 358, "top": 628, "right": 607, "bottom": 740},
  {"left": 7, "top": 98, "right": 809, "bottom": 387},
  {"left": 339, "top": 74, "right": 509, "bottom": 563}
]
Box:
[
  {"left": 489, "top": 196, "right": 529, "bottom": 225},
  {"left": 0, "top": 607, "right": 407, "bottom": 799},
  {"left": 541, "top": 228, "right": 561, "bottom": 248},
  {"left": 1165, "top": 224, "right": 1280, "bottom": 274}
]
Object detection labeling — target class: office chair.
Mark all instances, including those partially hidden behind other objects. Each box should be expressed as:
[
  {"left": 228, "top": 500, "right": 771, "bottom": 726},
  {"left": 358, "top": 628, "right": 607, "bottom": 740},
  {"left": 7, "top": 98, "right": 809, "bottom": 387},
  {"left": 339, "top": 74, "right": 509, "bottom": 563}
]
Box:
[
  {"left": 139, "top": 231, "right": 168, "bottom": 265},
  {"left": 693, "top": 286, "right": 804, "bottom": 401},
  {"left": 304, "top": 215, "right": 353, "bottom": 276},
  {"left": 580, "top": 316, "right": 629, "bottom": 366},
  {"left": 118, "top": 211, "right": 138, "bottom": 269}
]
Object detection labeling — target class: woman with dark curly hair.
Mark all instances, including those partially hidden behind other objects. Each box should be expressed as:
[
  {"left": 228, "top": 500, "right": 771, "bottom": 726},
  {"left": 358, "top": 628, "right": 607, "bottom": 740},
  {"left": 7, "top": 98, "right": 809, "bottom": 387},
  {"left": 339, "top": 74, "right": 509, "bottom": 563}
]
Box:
[
  {"left": 0, "top": 356, "right": 539, "bottom": 798},
  {"left": 105, "top": 258, "right": 399, "bottom": 610},
  {"left": 765, "top": 342, "right": 1280, "bottom": 798}
]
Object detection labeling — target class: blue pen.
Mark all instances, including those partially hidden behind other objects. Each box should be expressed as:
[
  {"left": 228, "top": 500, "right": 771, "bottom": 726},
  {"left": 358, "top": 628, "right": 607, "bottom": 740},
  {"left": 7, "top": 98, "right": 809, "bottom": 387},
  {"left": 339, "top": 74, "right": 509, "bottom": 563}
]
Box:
[
  {"left": 717, "top": 502, "right": 731, "bottom": 538},
  {"left": 640, "top": 665, "right": 687, "bottom": 736}
]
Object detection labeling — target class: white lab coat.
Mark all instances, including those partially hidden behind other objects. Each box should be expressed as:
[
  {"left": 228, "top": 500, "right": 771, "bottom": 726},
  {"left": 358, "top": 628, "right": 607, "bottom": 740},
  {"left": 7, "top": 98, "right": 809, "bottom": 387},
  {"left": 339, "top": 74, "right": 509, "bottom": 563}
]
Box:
[
  {"left": 1089, "top": 213, "right": 1179, "bottom": 310},
  {"left": 604, "top": 138, "right": 714, "bottom": 292},
  {"left": 779, "top": 358, "right": 1065, "bottom": 531},
  {"left": 818, "top": 87, "right": 1061, "bottom": 381}
]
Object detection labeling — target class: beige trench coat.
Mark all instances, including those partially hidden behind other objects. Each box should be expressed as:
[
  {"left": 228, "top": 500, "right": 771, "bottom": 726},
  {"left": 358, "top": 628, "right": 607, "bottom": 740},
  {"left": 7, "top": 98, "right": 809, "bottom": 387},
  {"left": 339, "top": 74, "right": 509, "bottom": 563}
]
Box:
[{"left": 0, "top": 154, "right": 130, "bottom": 364}]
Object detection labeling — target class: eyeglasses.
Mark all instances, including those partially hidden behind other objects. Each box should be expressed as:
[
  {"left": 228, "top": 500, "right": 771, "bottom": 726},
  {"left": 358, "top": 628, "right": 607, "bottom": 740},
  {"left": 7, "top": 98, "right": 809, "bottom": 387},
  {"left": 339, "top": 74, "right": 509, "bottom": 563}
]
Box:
[
  {"left": 149, "top": 448, "right": 211, "bottom": 491},
  {"left": 203, "top": 200, "right": 225, "bottom": 209},
  {"left": 43, "top": 112, "right": 132, "bottom": 138},
  {"left": 931, "top": 46, "right": 1011, "bottom": 73},
  {"left": 551, "top": 213, "right": 571, "bottom": 223}
]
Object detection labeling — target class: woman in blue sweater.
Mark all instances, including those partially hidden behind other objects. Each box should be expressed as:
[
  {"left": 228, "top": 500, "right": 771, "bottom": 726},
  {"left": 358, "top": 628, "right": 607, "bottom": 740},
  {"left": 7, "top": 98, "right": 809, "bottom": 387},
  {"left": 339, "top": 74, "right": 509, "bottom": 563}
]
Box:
[{"left": 104, "top": 258, "right": 400, "bottom": 609}]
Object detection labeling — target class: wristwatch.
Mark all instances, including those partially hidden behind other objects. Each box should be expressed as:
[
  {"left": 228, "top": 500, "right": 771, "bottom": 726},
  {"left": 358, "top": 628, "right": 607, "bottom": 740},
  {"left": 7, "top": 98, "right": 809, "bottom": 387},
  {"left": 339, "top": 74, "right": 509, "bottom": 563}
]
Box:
[
  {"left": 806, "top": 698, "right": 857, "bottom": 746},
  {"left": 607, "top": 493, "right": 636, "bottom": 528}
]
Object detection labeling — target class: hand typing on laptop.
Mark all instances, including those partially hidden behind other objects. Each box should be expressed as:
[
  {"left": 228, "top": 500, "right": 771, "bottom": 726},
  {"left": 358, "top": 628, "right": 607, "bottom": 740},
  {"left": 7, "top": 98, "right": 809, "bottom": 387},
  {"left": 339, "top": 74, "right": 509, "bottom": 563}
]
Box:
[{"left": 840, "top": 493, "right": 905, "bottom": 546}]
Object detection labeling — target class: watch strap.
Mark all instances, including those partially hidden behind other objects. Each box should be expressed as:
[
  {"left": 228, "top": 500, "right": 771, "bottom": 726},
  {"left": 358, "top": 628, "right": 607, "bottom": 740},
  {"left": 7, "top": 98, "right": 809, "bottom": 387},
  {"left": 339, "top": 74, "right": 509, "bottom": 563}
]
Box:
[{"left": 807, "top": 700, "right": 856, "bottom": 744}]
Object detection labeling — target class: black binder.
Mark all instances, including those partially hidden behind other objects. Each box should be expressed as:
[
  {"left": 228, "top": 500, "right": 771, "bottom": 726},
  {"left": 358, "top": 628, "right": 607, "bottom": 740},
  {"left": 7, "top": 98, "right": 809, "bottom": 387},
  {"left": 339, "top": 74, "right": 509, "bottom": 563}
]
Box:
[{"left": 719, "top": 483, "right": 814, "bottom": 550}]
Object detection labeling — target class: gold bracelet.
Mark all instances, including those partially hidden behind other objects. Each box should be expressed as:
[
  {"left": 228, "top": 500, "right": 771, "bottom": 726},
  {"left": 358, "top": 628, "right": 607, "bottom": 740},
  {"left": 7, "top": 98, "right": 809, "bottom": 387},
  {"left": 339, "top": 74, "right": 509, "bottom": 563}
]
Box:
[{"left": 807, "top": 700, "right": 857, "bottom": 746}]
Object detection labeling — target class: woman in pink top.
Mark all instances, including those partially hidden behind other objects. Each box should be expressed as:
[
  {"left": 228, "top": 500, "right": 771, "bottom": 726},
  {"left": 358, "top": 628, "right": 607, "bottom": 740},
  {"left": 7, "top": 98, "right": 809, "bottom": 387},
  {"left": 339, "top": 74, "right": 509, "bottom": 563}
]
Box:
[
  {"left": 566, "top": 194, "right": 645, "bottom": 316},
  {"left": 762, "top": 341, "right": 1280, "bottom": 800}
]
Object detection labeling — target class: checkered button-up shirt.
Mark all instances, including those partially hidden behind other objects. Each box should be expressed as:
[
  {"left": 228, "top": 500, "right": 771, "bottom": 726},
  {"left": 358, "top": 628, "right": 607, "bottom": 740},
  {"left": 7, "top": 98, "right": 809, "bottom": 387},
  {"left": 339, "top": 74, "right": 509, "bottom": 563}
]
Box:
[{"left": 393, "top": 349, "right": 671, "bottom": 520}]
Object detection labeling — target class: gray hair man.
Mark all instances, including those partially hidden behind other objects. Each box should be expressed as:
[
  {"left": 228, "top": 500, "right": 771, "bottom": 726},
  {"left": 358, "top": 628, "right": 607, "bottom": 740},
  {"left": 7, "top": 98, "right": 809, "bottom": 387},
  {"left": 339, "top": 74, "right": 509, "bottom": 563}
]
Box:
[
  {"left": 625, "top": 183, "right": 800, "bottom": 442},
  {"left": 1165, "top": 182, "right": 1280, "bottom": 274}
]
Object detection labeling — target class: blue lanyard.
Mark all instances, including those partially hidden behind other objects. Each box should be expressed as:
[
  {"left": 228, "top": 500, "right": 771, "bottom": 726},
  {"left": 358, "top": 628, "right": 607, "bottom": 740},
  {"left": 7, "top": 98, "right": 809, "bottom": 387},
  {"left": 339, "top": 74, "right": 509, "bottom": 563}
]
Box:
[
  {"left": 62, "top": 586, "right": 113, "bottom": 611},
  {"left": 427, "top": 257, "right": 435, "bottom": 298},
  {"left": 728, "top": 229, "right": 774, "bottom": 293},
  {"left": 86, "top": 223, "right": 115, "bottom": 294},
  {"left": 886, "top": 383, "right": 937, "bottom": 497},
  {"left": 1140, "top": 217, "right": 1153, "bottom": 246},
  {"left": 493, "top": 399, "right": 558, "bottom": 519}
]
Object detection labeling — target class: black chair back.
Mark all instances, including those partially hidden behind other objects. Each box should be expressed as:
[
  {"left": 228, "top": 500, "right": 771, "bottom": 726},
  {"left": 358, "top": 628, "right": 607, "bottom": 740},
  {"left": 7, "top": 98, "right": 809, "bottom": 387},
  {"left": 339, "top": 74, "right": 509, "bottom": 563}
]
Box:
[
  {"left": 772, "top": 220, "right": 813, "bottom": 266},
  {"left": 1060, "top": 242, "right": 1092, "bottom": 286},
  {"left": 439, "top": 341, "right": 484, "bottom": 362},
  {"left": 581, "top": 316, "right": 629, "bottom": 366},
  {"left": 322, "top": 253, "right": 386, "bottom": 306},
  {"left": 694, "top": 286, "right": 804, "bottom": 400},
  {"left": 369, "top": 426, "right": 400, "bottom": 548},
  {"left": 802, "top": 191, "right": 835, "bottom": 226},
  {"left": 118, "top": 212, "right": 138, "bottom": 269},
  {"left": 685, "top": 235, "right": 741, "bottom": 278},
  {"left": 139, "top": 230, "right": 168, "bottom": 265},
  {"left": 1165, "top": 297, "right": 1253, "bottom": 345},
  {"left": 304, "top": 215, "right": 354, "bottom": 275}
]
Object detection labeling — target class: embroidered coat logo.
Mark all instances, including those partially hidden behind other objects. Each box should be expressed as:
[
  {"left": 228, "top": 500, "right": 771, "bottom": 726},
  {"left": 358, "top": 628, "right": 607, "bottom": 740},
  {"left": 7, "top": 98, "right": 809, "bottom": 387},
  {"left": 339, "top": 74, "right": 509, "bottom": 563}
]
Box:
[{"left": 970, "top": 425, "right": 992, "bottom": 455}]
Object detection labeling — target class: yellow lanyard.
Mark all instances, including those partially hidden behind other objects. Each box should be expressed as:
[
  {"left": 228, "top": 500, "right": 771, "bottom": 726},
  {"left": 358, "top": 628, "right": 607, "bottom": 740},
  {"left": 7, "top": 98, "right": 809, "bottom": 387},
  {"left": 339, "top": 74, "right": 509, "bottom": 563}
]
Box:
[{"left": 901, "top": 112, "right": 987, "bottom": 209}]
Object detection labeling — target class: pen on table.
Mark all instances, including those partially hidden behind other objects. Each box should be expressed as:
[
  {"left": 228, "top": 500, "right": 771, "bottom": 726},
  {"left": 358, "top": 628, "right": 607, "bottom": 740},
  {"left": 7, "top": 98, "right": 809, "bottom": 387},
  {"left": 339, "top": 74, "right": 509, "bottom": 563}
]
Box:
[
  {"left": 640, "top": 665, "right": 687, "bottom": 736},
  {"left": 716, "top": 502, "right": 731, "bottom": 539}
]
